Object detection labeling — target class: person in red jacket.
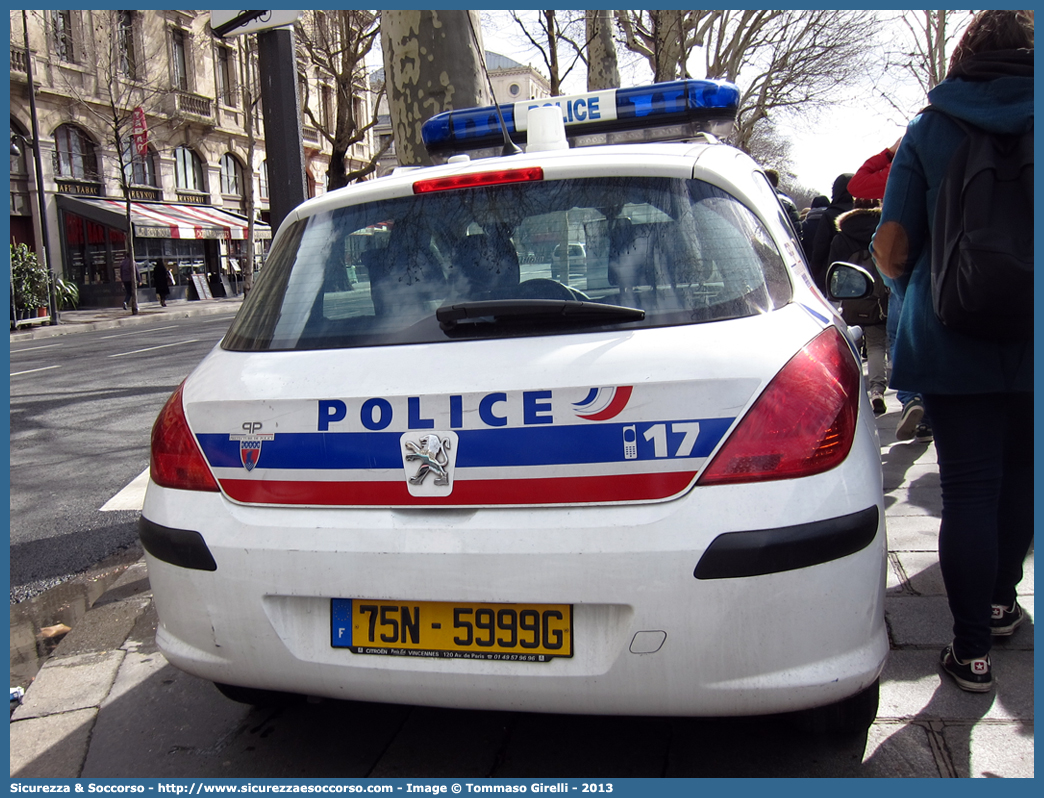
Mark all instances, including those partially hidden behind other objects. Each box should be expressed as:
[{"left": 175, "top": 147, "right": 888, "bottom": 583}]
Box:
[
  {"left": 848, "top": 136, "right": 932, "bottom": 444},
  {"left": 847, "top": 137, "right": 901, "bottom": 200}
]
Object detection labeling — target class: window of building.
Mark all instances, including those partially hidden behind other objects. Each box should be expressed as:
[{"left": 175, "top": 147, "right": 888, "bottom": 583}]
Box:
[
  {"left": 52, "top": 10, "right": 76, "bottom": 63},
  {"left": 121, "top": 139, "right": 157, "bottom": 186},
  {"left": 216, "top": 45, "right": 235, "bottom": 106},
  {"left": 221, "top": 153, "right": 243, "bottom": 197},
  {"left": 259, "top": 160, "right": 269, "bottom": 201},
  {"left": 174, "top": 146, "right": 205, "bottom": 193},
  {"left": 117, "top": 11, "right": 138, "bottom": 79},
  {"left": 10, "top": 121, "right": 28, "bottom": 177},
  {"left": 171, "top": 28, "right": 189, "bottom": 91},
  {"left": 298, "top": 71, "right": 309, "bottom": 117},
  {"left": 321, "top": 84, "right": 333, "bottom": 131},
  {"left": 53, "top": 124, "right": 99, "bottom": 181},
  {"left": 509, "top": 83, "right": 521, "bottom": 97}
]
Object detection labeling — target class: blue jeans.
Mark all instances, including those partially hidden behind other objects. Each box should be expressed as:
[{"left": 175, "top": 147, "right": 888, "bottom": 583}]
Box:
[
  {"left": 923, "top": 392, "right": 1034, "bottom": 660},
  {"left": 887, "top": 292, "right": 918, "bottom": 407}
]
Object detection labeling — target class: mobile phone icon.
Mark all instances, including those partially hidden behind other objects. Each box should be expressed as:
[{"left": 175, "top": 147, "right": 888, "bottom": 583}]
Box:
[{"left": 622, "top": 425, "right": 638, "bottom": 459}]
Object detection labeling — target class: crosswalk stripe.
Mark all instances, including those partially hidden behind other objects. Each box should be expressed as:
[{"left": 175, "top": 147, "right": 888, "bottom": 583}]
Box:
[{"left": 100, "top": 468, "right": 150, "bottom": 511}]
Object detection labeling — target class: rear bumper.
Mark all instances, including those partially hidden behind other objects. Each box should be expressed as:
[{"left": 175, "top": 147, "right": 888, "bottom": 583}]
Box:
[{"left": 143, "top": 449, "right": 888, "bottom": 717}]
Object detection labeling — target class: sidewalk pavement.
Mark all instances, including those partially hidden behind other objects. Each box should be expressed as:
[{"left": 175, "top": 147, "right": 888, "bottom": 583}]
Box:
[
  {"left": 8, "top": 351, "right": 1034, "bottom": 776},
  {"left": 9, "top": 294, "right": 245, "bottom": 342}
]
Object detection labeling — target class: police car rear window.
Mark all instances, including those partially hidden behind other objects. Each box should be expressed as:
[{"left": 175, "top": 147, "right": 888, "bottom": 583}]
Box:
[{"left": 223, "top": 177, "right": 792, "bottom": 351}]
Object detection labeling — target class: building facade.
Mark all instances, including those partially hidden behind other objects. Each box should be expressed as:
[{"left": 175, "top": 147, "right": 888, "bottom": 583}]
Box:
[{"left": 10, "top": 9, "right": 376, "bottom": 308}]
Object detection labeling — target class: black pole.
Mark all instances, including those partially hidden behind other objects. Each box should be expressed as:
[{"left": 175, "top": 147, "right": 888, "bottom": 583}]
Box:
[
  {"left": 257, "top": 26, "right": 307, "bottom": 234},
  {"left": 21, "top": 10, "right": 58, "bottom": 323}
]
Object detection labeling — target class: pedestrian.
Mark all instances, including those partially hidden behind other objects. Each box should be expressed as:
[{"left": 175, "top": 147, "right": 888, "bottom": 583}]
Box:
[
  {"left": 828, "top": 197, "right": 888, "bottom": 414},
  {"left": 800, "top": 194, "right": 830, "bottom": 263},
  {"left": 872, "top": 9, "right": 1033, "bottom": 693},
  {"left": 764, "top": 167, "right": 801, "bottom": 233},
  {"left": 847, "top": 137, "right": 902, "bottom": 200},
  {"left": 119, "top": 252, "right": 139, "bottom": 315},
  {"left": 808, "top": 173, "right": 854, "bottom": 293},
  {"left": 850, "top": 138, "right": 933, "bottom": 442},
  {"left": 154, "top": 259, "right": 173, "bottom": 308}
]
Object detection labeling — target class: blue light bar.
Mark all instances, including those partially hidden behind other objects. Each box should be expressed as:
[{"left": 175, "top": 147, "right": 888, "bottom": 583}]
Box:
[{"left": 421, "top": 79, "right": 740, "bottom": 159}]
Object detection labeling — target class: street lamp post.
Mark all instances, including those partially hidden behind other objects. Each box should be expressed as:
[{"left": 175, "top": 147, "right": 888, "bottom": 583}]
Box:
[{"left": 14, "top": 9, "right": 58, "bottom": 324}]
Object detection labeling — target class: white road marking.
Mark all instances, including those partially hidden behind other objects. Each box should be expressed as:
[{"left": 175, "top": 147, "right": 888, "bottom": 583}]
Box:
[
  {"left": 101, "top": 468, "right": 151, "bottom": 511},
  {"left": 10, "top": 343, "right": 63, "bottom": 353},
  {"left": 10, "top": 365, "right": 60, "bottom": 377},
  {"left": 100, "top": 325, "right": 180, "bottom": 339},
  {"left": 110, "top": 339, "right": 199, "bottom": 357}
]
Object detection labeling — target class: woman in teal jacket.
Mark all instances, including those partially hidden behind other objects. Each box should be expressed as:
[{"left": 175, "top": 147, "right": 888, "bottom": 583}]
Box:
[{"left": 873, "top": 10, "right": 1033, "bottom": 693}]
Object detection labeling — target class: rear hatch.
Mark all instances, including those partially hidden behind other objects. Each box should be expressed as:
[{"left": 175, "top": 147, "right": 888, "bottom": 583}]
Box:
[{"left": 156, "top": 164, "right": 859, "bottom": 507}]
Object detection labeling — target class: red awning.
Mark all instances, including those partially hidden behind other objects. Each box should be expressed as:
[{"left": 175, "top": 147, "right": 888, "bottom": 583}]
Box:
[{"left": 56, "top": 197, "right": 271, "bottom": 240}]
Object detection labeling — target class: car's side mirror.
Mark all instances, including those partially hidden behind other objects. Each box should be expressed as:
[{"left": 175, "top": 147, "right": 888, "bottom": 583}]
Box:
[{"left": 826, "top": 262, "right": 875, "bottom": 301}]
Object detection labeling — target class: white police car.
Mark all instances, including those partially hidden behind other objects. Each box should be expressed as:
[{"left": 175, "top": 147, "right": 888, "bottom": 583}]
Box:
[{"left": 142, "top": 79, "right": 887, "bottom": 733}]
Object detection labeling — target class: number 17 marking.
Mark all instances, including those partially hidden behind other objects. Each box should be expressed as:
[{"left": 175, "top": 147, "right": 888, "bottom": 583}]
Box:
[{"left": 642, "top": 422, "right": 700, "bottom": 458}]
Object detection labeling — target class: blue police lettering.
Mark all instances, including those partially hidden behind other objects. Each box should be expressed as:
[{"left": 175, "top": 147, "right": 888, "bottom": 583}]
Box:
[
  {"left": 528, "top": 96, "right": 601, "bottom": 126},
  {"left": 318, "top": 399, "right": 347, "bottom": 431},
  {"left": 361, "top": 397, "right": 393, "bottom": 430},
  {"left": 479, "top": 393, "right": 508, "bottom": 427},
  {"left": 317, "top": 392, "right": 559, "bottom": 430},
  {"left": 523, "top": 391, "right": 553, "bottom": 424},
  {"left": 408, "top": 396, "right": 435, "bottom": 429}
]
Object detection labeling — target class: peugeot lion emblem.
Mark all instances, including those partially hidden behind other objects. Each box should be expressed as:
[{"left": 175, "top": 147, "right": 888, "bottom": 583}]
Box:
[{"left": 401, "top": 432, "right": 458, "bottom": 497}]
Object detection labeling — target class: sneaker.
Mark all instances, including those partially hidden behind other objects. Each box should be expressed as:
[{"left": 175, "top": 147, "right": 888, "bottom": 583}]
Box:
[
  {"left": 914, "top": 423, "right": 933, "bottom": 443},
  {"left": 940, "top": 643, "right": 993, "bottom": 692},
  {"left": 896, "top": 398, "right": 925, "bottom": 441},
  {"left": 122, "top": 301, "right": 127, "bottom": 310},
  {"left": 991, "top": 602, "right": 1025, "bottom": 636},
  {"left": 871, "top": 392, "right": 887, "bottom": 416}
]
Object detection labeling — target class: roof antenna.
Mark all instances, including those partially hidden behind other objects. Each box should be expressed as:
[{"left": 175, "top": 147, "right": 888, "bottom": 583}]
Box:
[{"left": 467, "top": 14, "right": 523, "bottom": 157}]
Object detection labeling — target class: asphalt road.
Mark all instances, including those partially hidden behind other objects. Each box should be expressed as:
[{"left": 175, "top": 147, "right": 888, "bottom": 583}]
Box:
[{"left": 9, "top": 315, "right": 235, "bottom": 600}]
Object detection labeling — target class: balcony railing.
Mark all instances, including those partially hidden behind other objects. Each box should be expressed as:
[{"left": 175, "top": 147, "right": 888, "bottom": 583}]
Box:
[
  {"left": 11, "top": 46, "right": 28, "bottom": 74},
  {"left": 302, "top": 126, "right": 320, "bottom": 146},
  {"left": 173, "top": 91, "right": 213, "bottom": 122}
]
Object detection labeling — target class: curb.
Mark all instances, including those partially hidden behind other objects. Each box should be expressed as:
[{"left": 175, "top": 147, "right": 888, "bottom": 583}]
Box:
[
  {"left": 10, "top": 559, "right": 153, "bottom": 777},
  {"left": 10, "top": 297, "right": 244, "bottom": 342}
]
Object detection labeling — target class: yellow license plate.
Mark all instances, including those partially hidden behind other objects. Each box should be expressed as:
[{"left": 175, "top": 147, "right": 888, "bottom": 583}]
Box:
[{"left": 331, "top": 598, "right": 573, "bottom": 662}]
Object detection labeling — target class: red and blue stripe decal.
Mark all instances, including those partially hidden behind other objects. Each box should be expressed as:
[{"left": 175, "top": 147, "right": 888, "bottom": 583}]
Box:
[{"left": 198, "top": 416, "right": 734, "bottom": 506}]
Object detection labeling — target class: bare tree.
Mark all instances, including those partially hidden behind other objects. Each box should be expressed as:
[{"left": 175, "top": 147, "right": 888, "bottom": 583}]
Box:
[
  {"left": 237, "top": 38, "right": 260, "bottom": 292},
  {"left": 616, "top": 10, "right": 880, "bottom": 153},
  {"left": 701, "top": 11, "right": 879, "bottom": 152},
  {"left": 585, "top": 11, "right": 620, "bottom": 91},
  {"left": 380, "top": 10, "right": 487, "bottom": 167},
  {"left": 296, "top": 10, "right": 388, "bottom": 190},
  {"left": 869, "top": 10, "right": 976, "bottom": 120},
  {"left": 615, "top": 11, "right": 722, "bottom": 82},
  {"left": 507, "top": 10, "right": 587, "bottom": 96}
]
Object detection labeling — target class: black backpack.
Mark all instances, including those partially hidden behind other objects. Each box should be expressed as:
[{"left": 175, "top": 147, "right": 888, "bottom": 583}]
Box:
[
  {"left": 926, "top": 108, "right": 1033, "bottom": 340},
  {"left": 839, "top": 247, "right": 888, "bottom": 326}
]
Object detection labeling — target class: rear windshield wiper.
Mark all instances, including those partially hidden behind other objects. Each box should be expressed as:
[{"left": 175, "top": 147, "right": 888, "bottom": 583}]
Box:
[{"left": 436, "top": 299, "right": 645, "bottom": 332}]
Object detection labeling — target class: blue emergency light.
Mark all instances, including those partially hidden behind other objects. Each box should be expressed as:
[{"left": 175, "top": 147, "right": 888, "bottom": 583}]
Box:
[{"left": 421, "top": 79, "right": 740, "bottom": 161}]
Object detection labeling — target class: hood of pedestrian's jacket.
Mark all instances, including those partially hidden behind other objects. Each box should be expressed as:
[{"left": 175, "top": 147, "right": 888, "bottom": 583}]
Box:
[
  {"left": 834, "top": 207, "right": 881, "bottom": 244},
  {"left": 928, "top": 49, "right": 1033, "bottom": 135},
  {"left": 831, "top": 173, "right": 854, "bottom": 204}
]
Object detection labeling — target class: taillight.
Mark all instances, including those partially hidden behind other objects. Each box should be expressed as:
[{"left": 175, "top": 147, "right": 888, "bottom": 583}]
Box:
[
  {"left": 698, "top": 327, "right": 860, "bottom": 485},
  {"left": 150, "top": 382, "right": 220, "bottom": 492}
]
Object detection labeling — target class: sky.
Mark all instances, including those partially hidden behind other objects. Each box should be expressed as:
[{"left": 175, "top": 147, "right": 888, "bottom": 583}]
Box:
[{"left": 476, "top": 11, "right": 930, "bottom": 198}]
